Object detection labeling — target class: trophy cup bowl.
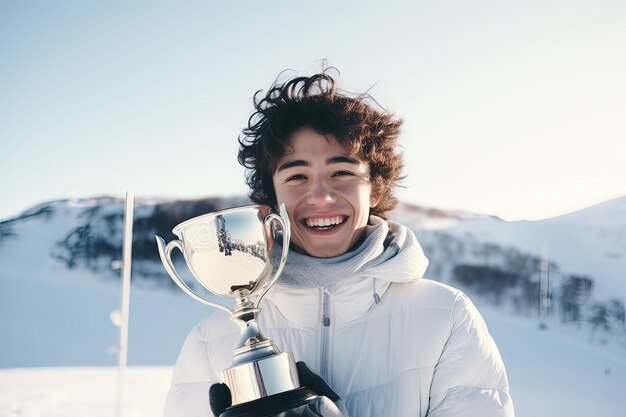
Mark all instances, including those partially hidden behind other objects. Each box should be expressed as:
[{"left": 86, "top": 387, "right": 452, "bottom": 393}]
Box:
[{"left": 155, "top": 203, "right": 316, "bottom": 414}]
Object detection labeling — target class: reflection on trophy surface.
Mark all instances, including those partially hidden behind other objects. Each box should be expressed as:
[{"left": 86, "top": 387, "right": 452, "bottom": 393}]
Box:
[{"left": 155, "top": 203, "right": 317, "bottom": 413}]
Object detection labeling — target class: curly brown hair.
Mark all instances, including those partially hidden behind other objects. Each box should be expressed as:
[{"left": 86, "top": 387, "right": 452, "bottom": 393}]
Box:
[{"left": 238, "top": 70, "right": 404, "bottom": 219}]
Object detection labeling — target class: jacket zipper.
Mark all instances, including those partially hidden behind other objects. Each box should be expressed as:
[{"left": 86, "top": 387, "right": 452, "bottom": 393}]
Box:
[{"left": 320, "top": 289, "right": 331, "bottom": 381}]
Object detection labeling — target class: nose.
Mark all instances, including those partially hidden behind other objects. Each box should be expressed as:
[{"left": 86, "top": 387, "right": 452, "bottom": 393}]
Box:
[{"left": 307, "top": 178, "right": 336, "bottom": 206}]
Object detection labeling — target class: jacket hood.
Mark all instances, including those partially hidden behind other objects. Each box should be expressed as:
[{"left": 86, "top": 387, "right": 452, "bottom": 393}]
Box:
[{"left": 362, "top": 217, "right": 429, "bottom": 284}]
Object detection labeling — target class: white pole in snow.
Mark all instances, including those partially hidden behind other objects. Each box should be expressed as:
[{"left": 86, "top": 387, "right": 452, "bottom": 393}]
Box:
[{"left": 116, "top": 192, "right": 134, "bottom": 417}]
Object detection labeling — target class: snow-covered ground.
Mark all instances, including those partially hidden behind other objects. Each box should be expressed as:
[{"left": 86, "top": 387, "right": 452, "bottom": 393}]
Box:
[
  {"left": 0, "top": 366, "right": 171, "bottom": 417},
  {"left": 483, "top": 308, "right": 626, "bottom": 416}
]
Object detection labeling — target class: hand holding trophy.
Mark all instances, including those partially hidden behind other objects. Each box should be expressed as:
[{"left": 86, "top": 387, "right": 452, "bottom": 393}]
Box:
[{"left": 155, "top": 203, "right": 345, "bottom": 417}]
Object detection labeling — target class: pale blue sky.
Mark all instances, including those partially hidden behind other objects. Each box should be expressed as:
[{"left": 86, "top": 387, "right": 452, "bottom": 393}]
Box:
[{"left": 2, "top": 1, "right": 625, "bottom": 221}]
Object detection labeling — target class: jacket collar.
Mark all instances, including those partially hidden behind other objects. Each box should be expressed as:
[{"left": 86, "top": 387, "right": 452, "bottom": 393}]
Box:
[{"left": 262, "top": 220, "right": 429, "bottom": 328}]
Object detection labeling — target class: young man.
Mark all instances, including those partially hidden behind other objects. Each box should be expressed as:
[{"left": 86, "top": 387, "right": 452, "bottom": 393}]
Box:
[{"left": 164, "top": 71, "right": 515, "bottom": 417}]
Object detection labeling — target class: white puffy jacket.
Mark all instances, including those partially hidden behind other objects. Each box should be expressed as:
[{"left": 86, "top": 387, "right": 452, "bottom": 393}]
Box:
[{"left": 164, "top": 221, "right": 515, "bottom": 417}]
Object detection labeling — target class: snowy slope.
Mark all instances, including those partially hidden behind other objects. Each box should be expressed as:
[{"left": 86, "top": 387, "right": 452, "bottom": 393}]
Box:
[
  {"left": 486, "top": 306, "right": 626, "bottom": 417},
  {"left": 437, "top": 196, "right": 626, "bottom": 299},
  {"left": 0, "top": 198, "right": 219, "bottom": 367},
  {"left": 393, "top": 196, "right": 626, "bottom": 300},
  {"left": 0, "top": 257, "right": 213, "bottom": 368}
]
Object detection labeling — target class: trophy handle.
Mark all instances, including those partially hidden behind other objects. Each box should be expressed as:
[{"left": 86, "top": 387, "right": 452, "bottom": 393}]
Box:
[
  {"left": 155, "top": 235, "right": 233, "bottom": 315},
  {"left": 254, "top": 202, "right": 291, "bottom": 308}
]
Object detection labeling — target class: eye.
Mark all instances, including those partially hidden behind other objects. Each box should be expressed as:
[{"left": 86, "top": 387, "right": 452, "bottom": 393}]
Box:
[
  {"left": 332, "top": 170, "right": 354, "bottom": 177},
  {"left": 285, "top": 174, "right": 307, "bottom": 182}
]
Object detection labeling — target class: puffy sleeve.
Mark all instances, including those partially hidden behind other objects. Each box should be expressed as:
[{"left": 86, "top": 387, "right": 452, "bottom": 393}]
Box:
[
  {"left": 426, "top": 293, "right": 515, "bottom": 417},
  {"left": 164, "top": 316, "right": 234, "bottom": 417}
]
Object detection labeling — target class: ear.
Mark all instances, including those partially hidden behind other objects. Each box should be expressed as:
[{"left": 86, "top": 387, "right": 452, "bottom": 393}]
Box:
[{"left": 370, "top": 192, "right": 382, "bottom": 209}]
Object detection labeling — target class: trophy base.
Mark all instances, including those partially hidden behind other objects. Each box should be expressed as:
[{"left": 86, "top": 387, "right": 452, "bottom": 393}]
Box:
[
  {"left": 224, "top": 351, "right": 301, "bottom": 405},
  {"left": 220, "top": 387, "right": 317, "bottom": 417}
]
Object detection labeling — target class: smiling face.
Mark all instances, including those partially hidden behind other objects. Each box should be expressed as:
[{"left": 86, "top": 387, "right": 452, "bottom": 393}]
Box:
[{"left": 272, "top": 128, "right": 379, "bottom": 258}]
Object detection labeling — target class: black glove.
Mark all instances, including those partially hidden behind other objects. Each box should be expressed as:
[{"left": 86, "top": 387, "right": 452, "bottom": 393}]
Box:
[
  {"left": 274, "top": 396, "right": 346, "bottom": 417},
  {"left": 209, "top": 382, "right": 232, "bottom": 417},
  {"left": 208, "top": 362, "right": 342, "bottom": 417},
  {"left": 295, "top": 361, "right": 340, "bottom": 402}
]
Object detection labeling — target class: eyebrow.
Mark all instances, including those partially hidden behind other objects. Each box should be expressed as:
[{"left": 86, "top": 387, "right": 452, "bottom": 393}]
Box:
[{"left": 276, "top": 156, "right": 359, "bottom": 173}]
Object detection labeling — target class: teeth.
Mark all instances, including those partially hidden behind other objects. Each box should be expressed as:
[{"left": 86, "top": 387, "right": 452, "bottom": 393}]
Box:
[{"left": 305, "top": 216, "right": 345, "bottom": 228}]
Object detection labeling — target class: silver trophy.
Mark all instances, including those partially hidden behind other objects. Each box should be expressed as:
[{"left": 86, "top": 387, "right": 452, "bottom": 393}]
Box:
[{"left": 155, "top": 203, "right": 311, "bottom": 411}]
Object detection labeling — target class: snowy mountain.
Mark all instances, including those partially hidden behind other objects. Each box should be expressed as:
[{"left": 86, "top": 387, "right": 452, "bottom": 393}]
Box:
[
  {"left": 0, "top": 195, "right": 249, "bottom": 368},
  {"left": 394, "top": 198, "right": 626, "bottom": 330},
  {"left": 400, "top": 197, "right": 626, "bottom": 299},
  {"left": 1, "top": 195, "right": 625, "bottom": 370}
]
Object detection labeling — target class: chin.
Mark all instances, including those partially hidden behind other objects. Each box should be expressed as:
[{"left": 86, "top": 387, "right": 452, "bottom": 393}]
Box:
[{"left": 306, "top": 246, "right": 346, "bottom": 259}]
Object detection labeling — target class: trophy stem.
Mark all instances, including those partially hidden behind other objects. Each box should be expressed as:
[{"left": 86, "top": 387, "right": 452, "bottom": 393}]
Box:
[{"left": 231, "top": 300, "right": 272, "bottom": 353}]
